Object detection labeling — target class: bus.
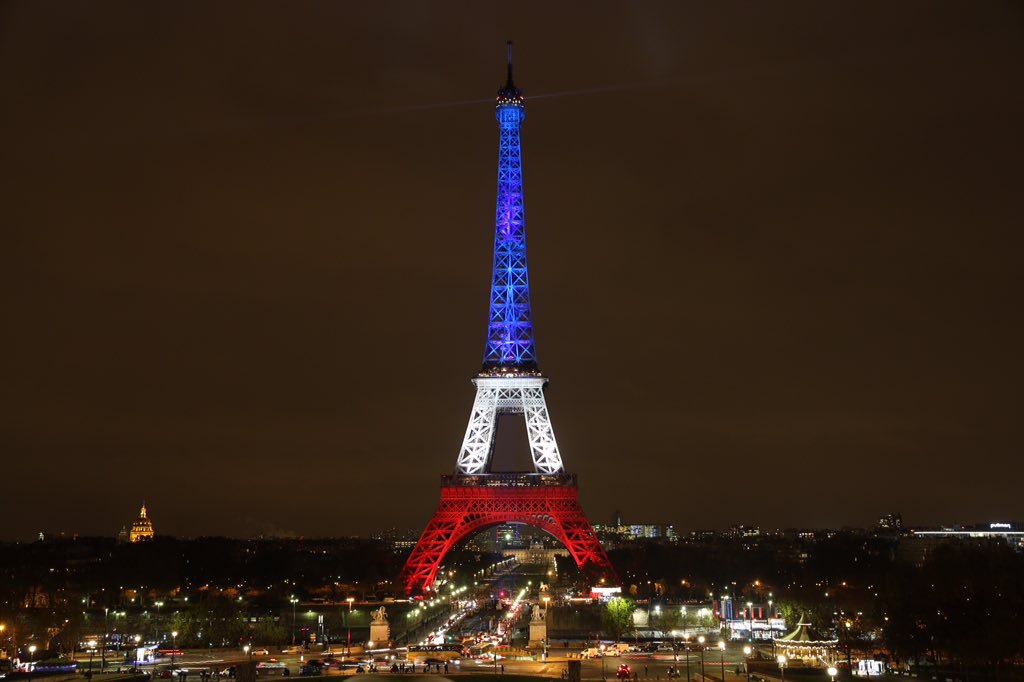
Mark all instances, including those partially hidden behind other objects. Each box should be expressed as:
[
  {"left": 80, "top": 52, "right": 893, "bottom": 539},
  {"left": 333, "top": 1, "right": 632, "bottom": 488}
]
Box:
[{"left": 406, "top": 644, "right": 465, "bottom": 663}]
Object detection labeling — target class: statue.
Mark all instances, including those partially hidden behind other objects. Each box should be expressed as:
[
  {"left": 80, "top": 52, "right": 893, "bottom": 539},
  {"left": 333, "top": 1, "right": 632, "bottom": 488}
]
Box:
[
  {"left": 371, "top": 606, "right": 388, "bottom": 625},
  {"left": 531, "top": 604, "right": 545, "bottom": 622}
]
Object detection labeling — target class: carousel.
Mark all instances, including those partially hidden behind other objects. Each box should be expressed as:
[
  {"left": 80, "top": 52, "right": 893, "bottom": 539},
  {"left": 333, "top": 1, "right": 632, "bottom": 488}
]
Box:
[{"left": 774, "top": 616, "right": 838, "bottom": 666}]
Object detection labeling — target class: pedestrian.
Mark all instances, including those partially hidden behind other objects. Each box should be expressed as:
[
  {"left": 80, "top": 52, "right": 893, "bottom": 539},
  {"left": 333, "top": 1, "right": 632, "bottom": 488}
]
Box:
[
  {"left": 501, "top": 664, "right": 505, "bottom": 674},
  {"left": 444, "top": 663, "right": 449, "bottom": 674},
  {"left": 645, "top": 666, "right": 648, "bottom": 677}
]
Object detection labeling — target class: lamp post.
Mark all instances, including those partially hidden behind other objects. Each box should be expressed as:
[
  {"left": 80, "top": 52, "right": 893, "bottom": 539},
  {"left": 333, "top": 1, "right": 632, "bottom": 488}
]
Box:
[
  {"left": 746, "top": 603, "right": 753, "bottom": 643},
  {"left": 684, "top": 636, "right": 691, "bottom": 682},
  {"left": 103, "top": 607, "right": 109, "bottom": 671},
  {"left": 777, "top": 654, "right": 787, "bottom": 682},
  {"left": 600, "top": 643, "right": 606, "bottom": 680},
  {"left": 542, "top": 597, "right": 550, "bottom": 662},
  {"left": 243, "top": 645, "right": 250, "bottom": 660},
  {"left": 134, "top": 635, "right": 141, "bottom": 665},
  {"left": 290, "top": 597, "right": 299, "bottom": 647},
  {"left": 827, "top": 666, "right": 838, "bottom": 682},
  {"left": 767, "top": 598, "right": 774, "bottom": 656},
  {"left": 88, "top": 640, "right": 97, "bottom": 673},
  {"left": 698, "top": 636, "right": 706, "bottom": 680},
  {"left": 742, "top": 646, "right": 752, "bottom": 682},
  {"left": 171, "top": 631, "right": 178, "bottom": 668},
  {"left": 672, "top": 630, "right": 678, "bottom": 663},
  {"left": 718, "top": 641, "right": 726, "bottom": 682},
  {"left": 29, "top": 644, "right": 37, "bottom": 663},
  {"left": 346, "top": 598, "right": 354, "bottom": 658}
]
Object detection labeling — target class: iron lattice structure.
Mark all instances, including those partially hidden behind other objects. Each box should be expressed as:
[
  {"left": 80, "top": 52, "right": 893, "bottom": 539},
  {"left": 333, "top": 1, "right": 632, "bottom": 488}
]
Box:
[{"left": 400, "top": 43, "right": 614, "bottom": 595}]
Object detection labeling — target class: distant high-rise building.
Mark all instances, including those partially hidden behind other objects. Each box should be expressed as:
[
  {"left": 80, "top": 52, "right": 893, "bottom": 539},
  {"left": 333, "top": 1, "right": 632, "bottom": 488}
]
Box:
[
  {"left": 129, "top": 503, "right": 155, "bottom": 542},
  {"left": 878, "top": 513, "right": 903, "bottom": 532}
]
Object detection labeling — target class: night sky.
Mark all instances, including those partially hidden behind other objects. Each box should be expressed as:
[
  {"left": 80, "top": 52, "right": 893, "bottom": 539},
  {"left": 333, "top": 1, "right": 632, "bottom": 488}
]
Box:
[{"left": 2, "top": 2, "right": 1022, "bottom": 541}]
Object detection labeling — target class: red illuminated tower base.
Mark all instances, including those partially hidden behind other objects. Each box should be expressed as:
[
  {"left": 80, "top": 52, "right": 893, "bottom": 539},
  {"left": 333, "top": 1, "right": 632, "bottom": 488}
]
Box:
[{"left": 401, "top": 474, "right": 615, "bottom": 594}]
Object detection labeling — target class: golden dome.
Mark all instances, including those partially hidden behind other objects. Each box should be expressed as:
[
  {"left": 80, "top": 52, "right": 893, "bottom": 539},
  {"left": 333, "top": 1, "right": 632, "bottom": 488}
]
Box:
[{"left": 129, "top": 503, "right": 154, "bottom": 542}]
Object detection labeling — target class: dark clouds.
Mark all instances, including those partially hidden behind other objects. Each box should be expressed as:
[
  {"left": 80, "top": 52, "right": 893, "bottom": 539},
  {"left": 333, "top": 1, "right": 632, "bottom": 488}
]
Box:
[{"left": 1, "top": 1, "right": 1021, "bottom": 540}]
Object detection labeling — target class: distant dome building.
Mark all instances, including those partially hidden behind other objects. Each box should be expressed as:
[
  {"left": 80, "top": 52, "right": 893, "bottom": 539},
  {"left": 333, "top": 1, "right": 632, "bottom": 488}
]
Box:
[{"left": 129, "top": 504, "right": 155, "bottom": 542}]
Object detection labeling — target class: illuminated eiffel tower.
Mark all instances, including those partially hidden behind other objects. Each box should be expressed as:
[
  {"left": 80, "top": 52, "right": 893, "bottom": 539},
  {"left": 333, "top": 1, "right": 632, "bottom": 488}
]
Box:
[{"left": 399, "top": 43, "right": 615, "bottom": 594}]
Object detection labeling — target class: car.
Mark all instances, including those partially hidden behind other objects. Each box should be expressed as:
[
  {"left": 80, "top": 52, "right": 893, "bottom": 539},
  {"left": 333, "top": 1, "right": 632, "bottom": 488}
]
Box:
[
  {"left": 250, "top": 648, "right": 270, "bottom": 656},
  {"left": 617, "top": 664, "right": 632, "bottom": 680},
  {"left": 656, "top": 645, "right": 675, "bottom": 653}
]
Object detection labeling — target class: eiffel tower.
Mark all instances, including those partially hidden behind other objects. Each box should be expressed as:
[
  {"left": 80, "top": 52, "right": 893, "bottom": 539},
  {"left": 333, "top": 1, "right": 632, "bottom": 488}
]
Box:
[{"left": 400, "top": 43, "right": 616, "bottom": 594}]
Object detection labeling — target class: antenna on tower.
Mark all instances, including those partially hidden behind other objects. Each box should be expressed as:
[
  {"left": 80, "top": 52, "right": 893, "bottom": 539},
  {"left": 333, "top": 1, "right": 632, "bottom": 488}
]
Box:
[{"left": 506, "top": 40, "right": 514, "bottom": 86}]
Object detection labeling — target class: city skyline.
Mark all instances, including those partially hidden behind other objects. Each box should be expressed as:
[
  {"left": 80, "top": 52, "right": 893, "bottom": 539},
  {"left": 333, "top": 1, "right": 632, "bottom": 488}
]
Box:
[{"left": 2, "top": 3, "right": 1022, "bottom": 541}]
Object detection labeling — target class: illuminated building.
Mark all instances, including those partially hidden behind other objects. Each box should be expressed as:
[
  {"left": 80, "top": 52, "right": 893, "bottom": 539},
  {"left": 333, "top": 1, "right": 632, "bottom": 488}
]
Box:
[{"left": 129, "top": 503, "right": 155, "bottom": 542}]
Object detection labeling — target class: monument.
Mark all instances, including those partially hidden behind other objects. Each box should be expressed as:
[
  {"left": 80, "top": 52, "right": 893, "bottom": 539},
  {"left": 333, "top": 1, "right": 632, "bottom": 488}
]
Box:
[
  {"left": 529, "top": 602, "right": 547, "bottom": 647},
  {"left": 399, "top": 42, "right": 616, "bottom": 596},
  {"left": 369, "top": 606, "right": 390, "bottom": 647}
]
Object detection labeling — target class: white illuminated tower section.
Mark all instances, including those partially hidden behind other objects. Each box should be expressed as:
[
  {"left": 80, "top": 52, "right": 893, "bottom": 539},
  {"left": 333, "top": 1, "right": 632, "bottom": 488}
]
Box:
[{"left": 455, "top": 42, "right": 564, "bottom": 476}]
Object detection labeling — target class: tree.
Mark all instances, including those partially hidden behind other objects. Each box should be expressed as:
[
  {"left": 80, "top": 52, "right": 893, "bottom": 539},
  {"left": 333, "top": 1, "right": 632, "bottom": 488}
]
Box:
[{"left": 602, "top": 598, "right": 636, "bottom": 642}]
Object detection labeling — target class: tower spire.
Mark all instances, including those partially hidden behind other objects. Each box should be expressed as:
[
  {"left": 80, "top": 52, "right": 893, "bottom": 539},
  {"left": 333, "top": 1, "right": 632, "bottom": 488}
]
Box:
[{"left": 506, "top": 40, "right": 514, "bottom": 88}]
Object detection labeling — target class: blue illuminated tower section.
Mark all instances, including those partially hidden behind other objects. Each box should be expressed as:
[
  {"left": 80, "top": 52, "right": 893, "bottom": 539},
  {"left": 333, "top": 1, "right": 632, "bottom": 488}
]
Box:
[{"left": 483, "top": 41, "right": 537, "bottom": 374}]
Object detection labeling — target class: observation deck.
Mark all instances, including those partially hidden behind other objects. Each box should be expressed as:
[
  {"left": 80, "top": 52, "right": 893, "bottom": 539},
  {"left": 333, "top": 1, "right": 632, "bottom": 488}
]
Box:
[{"left": 441, "top": 472, "right": 577, "bottom": 488}]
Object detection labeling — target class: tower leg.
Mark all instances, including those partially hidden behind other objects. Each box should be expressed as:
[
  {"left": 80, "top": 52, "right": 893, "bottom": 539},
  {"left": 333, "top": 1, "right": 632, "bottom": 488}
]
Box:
[
  {"left": 455, "top": 385, "right": 499, "bottom": 474},
  {"left": 521, "top": 385, "right": 563, "bottom": 474}
]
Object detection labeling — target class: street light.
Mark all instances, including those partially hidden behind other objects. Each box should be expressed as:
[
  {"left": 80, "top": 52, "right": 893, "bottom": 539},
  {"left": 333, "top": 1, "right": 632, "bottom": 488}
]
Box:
[
  {"left": 683, "top": 635, "right": 691, "bottom": 682},
  {"left": 777, "top": 654, "right": 788, "bottom": 682},
  {"left": 698, "top": 636, "right": 706, "bottom": 680},
  {"left": 88, "top": 640, "right": 97, "bottom": 673},
  {"left": 243, "top": 645, "right": 250, "bottom": 659},
  {"left": 828, "top": 666, "right": 838, "bottom": 682},
  {"left": 542, "top": 597, "right": 550, "bottom": 661},
  {"left": 743, "top": 645, "right": 752, "bottom": 682},
  {"left": 345, "top": 598, "right": 355, "bottom": 658},
  {"left": 747, "top": 602, "right": 754, "bottom": 643},
  {"left": 290, "top": 597, "right": 299, "bottom": 646},
  {"left": 600, "top": 643, "right": 606, "bottom": 680},
  {"left": 134, "top": 634, "right": 141, "bottom": 665},
  {"left": 29, "top": 644, "right": 37, "bottom": 662},
  {"left": 718, "top": 641, "right": 726, "bottom": 682},
  {"left": 171, "top": 631, "right": 178, "bottom": 668}
]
